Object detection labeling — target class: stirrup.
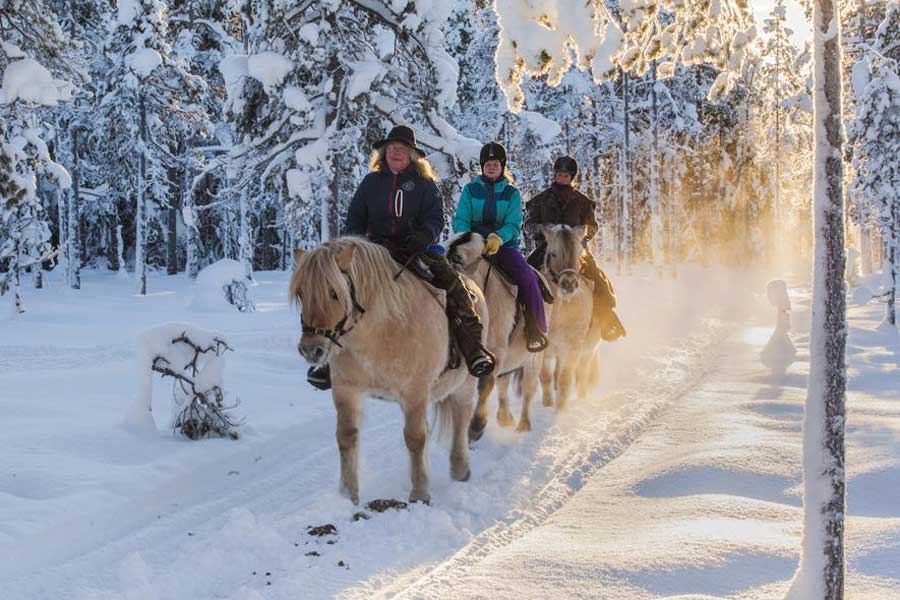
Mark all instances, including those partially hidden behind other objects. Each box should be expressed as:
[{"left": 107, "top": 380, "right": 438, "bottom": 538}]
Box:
[
  {"left": 467, "top": 354, "right": 495, "bottom": 377},
  {"left": 526, "top": 331, "right": 549, "bottom": 353}
]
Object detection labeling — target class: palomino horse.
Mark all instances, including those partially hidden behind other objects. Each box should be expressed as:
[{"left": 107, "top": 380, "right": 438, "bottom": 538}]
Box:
[
  {"left": 290, "top": 237, "right": 484, "bottom": 505},
  {"left": 534, "top": 225, "right": 598, "bottom": 411},
  {"left": 447, "top": 232, "right": 549, "bottom": 435}
]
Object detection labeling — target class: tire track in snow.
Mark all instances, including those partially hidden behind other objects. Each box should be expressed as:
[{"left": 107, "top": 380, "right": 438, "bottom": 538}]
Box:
[{"left": 346, "top": 322, "right": 735, "bottom": 600}]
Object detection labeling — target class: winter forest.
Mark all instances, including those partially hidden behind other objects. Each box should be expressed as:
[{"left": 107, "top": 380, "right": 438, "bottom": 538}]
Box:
[{"left": 2, "top": 0, "right": 900, "bottom": 599}]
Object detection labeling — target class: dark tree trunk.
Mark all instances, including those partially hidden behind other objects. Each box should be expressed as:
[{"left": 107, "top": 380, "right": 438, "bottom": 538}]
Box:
[{"left": 69, "top": 127, "right": 81, "bottom": 289}]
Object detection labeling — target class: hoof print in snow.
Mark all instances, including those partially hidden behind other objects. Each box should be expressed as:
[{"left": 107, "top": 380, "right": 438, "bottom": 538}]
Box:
[
  {"left": 327, "top": 540, "right": 336, "bottom": 544},
  {"left": 337, "top": 560, "right": 349, "bottom": 569},
  {"left": 365, "top": 498, "right": 409, "bottom": 513},
  {"left": 307, "top": 523, "right": 337, "bottom": 537},
  {"left": 352, "top": 511, "right": 370, "bottom": 522},
  {"left": 305, "top": 551, "right": 320, "bottom": 557}
]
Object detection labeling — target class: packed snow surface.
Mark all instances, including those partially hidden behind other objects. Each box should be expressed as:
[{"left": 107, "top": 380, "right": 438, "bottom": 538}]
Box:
[{"left": 2, "top": 264, "right": 898, "bottom": 599}]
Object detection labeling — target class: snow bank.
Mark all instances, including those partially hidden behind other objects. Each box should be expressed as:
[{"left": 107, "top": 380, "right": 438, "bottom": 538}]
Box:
[
  {"left": 517, "top": 110, "right": 562, "bottom": 144},
  {"left": 188, "top": 259, "right": 254, "bottom": 312}
]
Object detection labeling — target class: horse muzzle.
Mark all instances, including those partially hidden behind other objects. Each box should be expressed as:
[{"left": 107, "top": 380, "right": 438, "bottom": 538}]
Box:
[
  {"left": 298, "top": 339, "right": 328, "bottom": 365},
  {"left": 559, "top": 274, "right": 580, "bottom": 295}
]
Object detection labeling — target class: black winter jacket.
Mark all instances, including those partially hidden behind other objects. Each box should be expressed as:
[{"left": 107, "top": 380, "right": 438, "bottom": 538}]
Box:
[{"left": 343, "top": 169, "right": 444, "bottom": 248}]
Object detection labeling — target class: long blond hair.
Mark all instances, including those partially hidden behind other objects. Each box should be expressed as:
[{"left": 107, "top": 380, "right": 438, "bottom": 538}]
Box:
[{"left": 369, "top": 146, "right": 440, "bottom": 182}]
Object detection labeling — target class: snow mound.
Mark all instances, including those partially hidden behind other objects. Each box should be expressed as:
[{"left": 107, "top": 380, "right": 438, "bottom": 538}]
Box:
[
  {"left": 126, "top": 47, "right": 162, "bottom": 78},
  {"left": 188, "top": 259, "right": 254, "bottom": 313},
  {"left": 247, "top": 52, "right": 293, "bottom": 91}
]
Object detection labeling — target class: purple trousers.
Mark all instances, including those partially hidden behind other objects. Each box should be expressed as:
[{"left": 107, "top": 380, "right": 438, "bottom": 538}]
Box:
[{"left": 494, "top": 247, "right": 548, "bottom": 333}]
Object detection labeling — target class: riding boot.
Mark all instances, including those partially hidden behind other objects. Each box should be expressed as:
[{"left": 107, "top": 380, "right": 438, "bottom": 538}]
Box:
[
  {"left": 307, "top": 364, "right": 331, "bottom": 390},
  {"left": 523, "top": 309, "right": 549, "bottom": 352},
  {"left": 581, "top": 253, "right": 626, "bottom": 342},
  {"left": 445, "top": 282, "right": 496, "bottom": 377}
]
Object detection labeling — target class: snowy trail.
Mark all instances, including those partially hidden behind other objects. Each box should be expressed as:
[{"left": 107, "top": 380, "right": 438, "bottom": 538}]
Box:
[{"left": 3, "top": 267, "right": 771, "bottom": 600}]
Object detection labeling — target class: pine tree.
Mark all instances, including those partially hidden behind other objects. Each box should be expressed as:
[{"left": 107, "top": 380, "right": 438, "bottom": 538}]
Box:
[{"left": 849, "top": 1, "right": 900, "bottom": 327}]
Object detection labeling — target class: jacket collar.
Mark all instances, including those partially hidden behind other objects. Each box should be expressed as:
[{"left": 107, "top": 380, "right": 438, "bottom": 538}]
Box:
[{"left": 476, "top": 175, "right": 508, "bottom": 192}]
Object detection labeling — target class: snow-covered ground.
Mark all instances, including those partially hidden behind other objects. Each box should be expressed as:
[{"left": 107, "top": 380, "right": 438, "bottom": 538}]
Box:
[{"left": 2, "top": 264, "right": 898, "bottom": 599}]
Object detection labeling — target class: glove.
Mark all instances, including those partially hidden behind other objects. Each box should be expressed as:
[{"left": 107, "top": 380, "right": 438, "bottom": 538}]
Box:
[
  {"left": 483, "top": 233, "right": 502, "bottom": 257},
  {"left": 406, "top": 230, "right": 433, "bottom": 254}
]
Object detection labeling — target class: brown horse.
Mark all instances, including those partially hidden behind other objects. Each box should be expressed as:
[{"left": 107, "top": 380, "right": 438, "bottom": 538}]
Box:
[
  {"left": 533, "top": 225, "right": 597, "bottom": 411},
  {"left": 447, "top": 232, "right": 549, "bottom": 435},
  {"left": 290, "top": 237, "right": 484, "bottom": 505}
]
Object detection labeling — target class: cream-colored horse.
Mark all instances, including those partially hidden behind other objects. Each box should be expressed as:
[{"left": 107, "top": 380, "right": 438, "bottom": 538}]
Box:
[
  {"left": 290, "top": 238, "right": 484, "bottom": 505},
  {"left": 535, "top": 225, "right": 597, "bottom": 411},
  {"left": 447, "top": 233, "right": 549, "bottom": 435}
]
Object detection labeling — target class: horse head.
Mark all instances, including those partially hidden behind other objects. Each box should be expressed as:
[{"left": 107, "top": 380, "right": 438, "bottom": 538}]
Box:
[
  {"left": 290, "top": 241, "right": 360, "bottom": 366},
  {"left": 543, "top": 225, "right": 587, "bottom": 297},
  {"left": 446, "top": 232, "right": 486, "bottom": 276}
]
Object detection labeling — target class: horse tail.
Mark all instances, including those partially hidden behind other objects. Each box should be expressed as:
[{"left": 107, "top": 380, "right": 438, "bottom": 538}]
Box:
[{"left": 432, "top": 397, "right": 455, "bottom": 443}]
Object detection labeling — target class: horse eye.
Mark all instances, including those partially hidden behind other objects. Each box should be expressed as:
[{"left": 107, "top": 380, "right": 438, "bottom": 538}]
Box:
[
  {"left": 549, "top": 252, "right": 557, "bottom": 259},
  {"left": 330, "top": 289, "right": 338, "bottom": 301}
]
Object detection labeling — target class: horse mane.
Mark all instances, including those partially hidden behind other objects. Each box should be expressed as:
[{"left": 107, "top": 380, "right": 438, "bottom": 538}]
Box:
[{"left": 289, "top": 237, "right": 416, "bottom": 320}]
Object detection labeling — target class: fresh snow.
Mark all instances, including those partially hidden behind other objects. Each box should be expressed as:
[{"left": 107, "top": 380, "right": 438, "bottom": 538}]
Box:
[
  {"left": 188, "top": 259, "right": 253, "bottom": 312},
  {"left": 2, "top": 265, "right": 898, "bottom": 599},
  {"left": 125, "top": 47, "right": 163, "bottom": 79},
  {"left": 247, "top": 52, "right": 293, "bottom": 92},
  {"left": 1, "top": 58, "right": 62, "bottom": 106}
]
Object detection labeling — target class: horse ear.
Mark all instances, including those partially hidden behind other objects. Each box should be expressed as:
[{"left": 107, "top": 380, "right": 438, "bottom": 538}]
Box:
[
  {"left": 541, "top": 224, "right": 553, "bottom": 240},
  {"left": 574, "top": 226, "right": 588, "bottom": 240},
  {"left": 292, "top": 248, "right": 305, "bottom": 264},
  {"left": 335, "top": 243, "right": 356, "bottom": 271}
]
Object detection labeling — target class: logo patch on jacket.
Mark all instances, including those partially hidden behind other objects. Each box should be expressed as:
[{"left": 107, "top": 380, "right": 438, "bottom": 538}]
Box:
[{"left": 401, "top": 181, "right": 416, "bottom": 192}]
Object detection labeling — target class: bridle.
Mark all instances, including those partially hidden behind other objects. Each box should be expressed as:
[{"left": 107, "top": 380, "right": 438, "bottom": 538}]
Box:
[{"left": 300, "top": 270, "right": 366, "bottom": 349}]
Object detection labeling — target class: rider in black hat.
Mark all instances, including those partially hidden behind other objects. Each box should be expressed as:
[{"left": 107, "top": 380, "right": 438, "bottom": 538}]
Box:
[{"left": 306, "top": 125, "right": 496, "bottom": 390}]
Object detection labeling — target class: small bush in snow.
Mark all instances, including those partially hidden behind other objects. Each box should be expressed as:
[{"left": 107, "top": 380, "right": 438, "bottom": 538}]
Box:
[
  {"left": 131, "top": 324, "right": 242, "bottom": 440},
  {"left": 189, "top": 259, "right": 255, "bottom": 313}
]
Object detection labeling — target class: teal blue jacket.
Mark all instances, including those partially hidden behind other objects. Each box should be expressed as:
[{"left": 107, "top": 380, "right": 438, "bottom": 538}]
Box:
[{"left": 453, "top": 176, "right": 523, "bottom": 249}]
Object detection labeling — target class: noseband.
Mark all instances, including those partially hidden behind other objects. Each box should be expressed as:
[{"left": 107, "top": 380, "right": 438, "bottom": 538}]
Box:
[{"left": 301, "top": 270, "right": 366, "bottom": 349}]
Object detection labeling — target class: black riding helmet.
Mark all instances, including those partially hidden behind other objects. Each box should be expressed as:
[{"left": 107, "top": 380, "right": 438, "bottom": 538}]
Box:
[
  {"left": 480, "top": 142, "right": 507, "bottom": 172},
  {"left": 553, "top": 155, "right": 578, "bottom": 178}
]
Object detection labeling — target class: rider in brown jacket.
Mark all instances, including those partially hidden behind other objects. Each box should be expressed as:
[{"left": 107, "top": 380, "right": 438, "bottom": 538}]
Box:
[{"left": 524, "top": 155, "right": 626, "bottom": 341}]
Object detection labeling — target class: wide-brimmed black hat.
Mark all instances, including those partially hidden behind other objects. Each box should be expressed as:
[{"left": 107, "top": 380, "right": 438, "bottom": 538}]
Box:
[{"left": 374, "top": 125, "right": 424, "bottom": 155}]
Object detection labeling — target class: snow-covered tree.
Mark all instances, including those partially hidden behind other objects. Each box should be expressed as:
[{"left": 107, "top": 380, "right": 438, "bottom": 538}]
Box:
[
  {"left": 0, "top": 0, "right": 77, "bottom": 310},
  {"left": 849, "top": 1, "right": 900, "bottom": 328},
  {"left": 93, "top": 0, "right": 207, "bottom": 294},
  {"left": 786, "top": 0, "right": 849, "bottom": 597}
]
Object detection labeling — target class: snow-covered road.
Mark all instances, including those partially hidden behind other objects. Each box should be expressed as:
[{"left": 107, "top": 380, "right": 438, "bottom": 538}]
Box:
[{"left": 3, "top": 266, "right": 898, "bottom": 599}]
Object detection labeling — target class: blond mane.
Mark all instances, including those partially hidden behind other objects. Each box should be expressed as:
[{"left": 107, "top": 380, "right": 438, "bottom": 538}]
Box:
[{"left": 290, "top": 237, "right": 417, "bottom": 320}]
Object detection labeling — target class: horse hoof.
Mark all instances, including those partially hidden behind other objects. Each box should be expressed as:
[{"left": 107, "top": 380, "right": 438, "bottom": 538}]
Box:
[
  {"left": 497, "top": 411, "right": 515, "bottom": 427},
  {"left": 339, "top": 485, "right": 360, "bottom": 506},
  {"left": 452, "top": 467, "right": 471, "bottom": 482},
  {"left": 542, "top": 397, "right": 553, "bottom": 408},
  {"left": 516, "top": 420, "right": 532, "bottom": 433},
  {"left": 409, "top": 493, "right": 431, "bottom": 505},
  {"left": 468, "top": 418, "right": 487, "bottom": 442}
]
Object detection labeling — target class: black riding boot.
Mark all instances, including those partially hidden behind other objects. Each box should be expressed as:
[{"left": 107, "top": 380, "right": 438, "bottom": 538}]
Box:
[
  {"left": 307, "top": 364, "right": 331, "bottom": 390},
  {"left": 446, "top": 282, "right": 496, "bottom": 377}
]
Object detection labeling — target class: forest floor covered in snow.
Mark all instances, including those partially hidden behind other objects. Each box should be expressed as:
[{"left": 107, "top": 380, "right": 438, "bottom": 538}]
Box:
[{"left": 2, "top": 263, "right": 898, "bottom": 599}]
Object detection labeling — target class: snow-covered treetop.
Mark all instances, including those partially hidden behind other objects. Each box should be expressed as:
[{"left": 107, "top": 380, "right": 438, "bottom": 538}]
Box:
[{"left": 493, "top": 0, "right": 756, "bottom": 110}]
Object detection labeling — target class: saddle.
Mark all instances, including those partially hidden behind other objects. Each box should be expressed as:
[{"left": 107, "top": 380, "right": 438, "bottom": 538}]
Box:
[{"left": 485, "top": 259, "right": 553, "bottom": 351}]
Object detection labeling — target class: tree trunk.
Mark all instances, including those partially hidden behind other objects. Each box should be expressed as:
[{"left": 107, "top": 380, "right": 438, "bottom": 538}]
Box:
[
  {"left": 185, "top": 160, "right": 199, "bottom": 279},
  {"left": 620, "top": 67, "right": 631, "bottom": 269},
  {"left": 789, "top": 1, "right": 847, "bottom": 598},
  {"left": 649, "top": 59, "right": 662, "bottom": 268},
  {"left": 239, "top": 187, "right": 253, "bottom": 280},
  {"left": 69, "top": 128, "right": 81, "bottom": 290},
  {"left": 136, "top": 93, "right": 148, "bottom": 295},
  {"left": 167, "top": 140, "right": 183, "bottom": 276},
  {"left": 13, "top": 234, "right": 23, "bottom": 314},
  {"left": 887, "top": 204, "right": 898, "bottom": 327}
]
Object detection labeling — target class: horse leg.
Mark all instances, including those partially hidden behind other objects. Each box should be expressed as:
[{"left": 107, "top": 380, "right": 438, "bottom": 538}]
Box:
[
  {"left": 333, "top": 389, "right": 362, "bottom": 505},
  {"left": 496, "top": 376, "right": 515, "bottom": 427},
  {"left": 540, "top": 355, "right": 555, "bottom": 407},
  {"left": 449, "top": 390, "right": 473, "bottom": 482},
  {"left": 556, "top": 358, "right": 577, "bottom": 411},
  {"left": 403, "top": 398, "right": 430, "bottom": 504},
  {"left": 519, "top": 365, "right": 539, "bottom": 432},
  {"left": 469, "top": 375, "right": 493, "bottom": 442}
]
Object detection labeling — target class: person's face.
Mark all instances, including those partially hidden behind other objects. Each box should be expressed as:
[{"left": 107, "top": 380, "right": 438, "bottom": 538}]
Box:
[
  {"left": 554, "top": 171, "right": 573, "bottom": 185},
  {"left": 386, "top": 142, "right": 412, "bottom": 173},
  {"left": 482, "top": 159, "right": 502, "bottom": 180}
]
